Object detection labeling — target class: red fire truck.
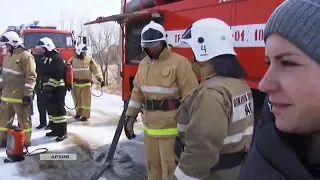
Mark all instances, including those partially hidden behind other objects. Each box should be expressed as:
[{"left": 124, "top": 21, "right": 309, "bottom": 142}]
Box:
[
  {"left": 0, "top": 22, "right": 90, "bottom": 62},
  {"left": 85, "top": 0, "right": 284, "bottom": 118}
]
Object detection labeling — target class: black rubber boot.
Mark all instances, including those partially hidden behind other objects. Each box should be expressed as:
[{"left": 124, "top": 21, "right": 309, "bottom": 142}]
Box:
[
  {"left": 79, "top": 117, "right": 88, "bottom": 121},
  {"left": 74, "top": 115, "right": 81, "bottom": 119},
  {"left": 56, "top": 122, "right": 67, "bottom": 142},
  {"left": 45, "top": 123, "right": 59, "bottom": 137},
  {"left": 36, "top": 124, "right": 47, "bottom": 129}
]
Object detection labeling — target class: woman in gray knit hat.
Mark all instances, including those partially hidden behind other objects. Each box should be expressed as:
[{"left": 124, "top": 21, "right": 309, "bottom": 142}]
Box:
[{"left": 238, "top": 0, "right": 320, "bottom": 179}]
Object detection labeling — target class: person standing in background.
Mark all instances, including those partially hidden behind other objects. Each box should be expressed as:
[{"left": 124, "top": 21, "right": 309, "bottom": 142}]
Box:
[
  {"left": 124, "top": 21, "right": 199, "bottom": 180},
  {"left": 33, "top": 52, "right": 49, "bottom": 129},
  {"left": 0, "top": 31, "right": 37, "bottom": 147},
  {"left": 68, "top": 43, "right": 105, "bottom": 122}
]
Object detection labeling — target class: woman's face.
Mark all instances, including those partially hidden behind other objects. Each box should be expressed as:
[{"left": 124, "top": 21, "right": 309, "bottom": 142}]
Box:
[{"left": 259, "top": 34, "right": 320, "bottom": 134}]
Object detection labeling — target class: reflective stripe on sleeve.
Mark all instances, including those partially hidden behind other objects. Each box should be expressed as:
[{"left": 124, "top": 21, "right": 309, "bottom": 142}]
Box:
[
  {"left": 128, "top": 100, "right": 142, "bottom": 108},
  {"left": 2, "top": 68, "right": 23, "bottom": 75},
  {"left": 177, "top": 123, "right": 188, "bottom": 132},
  {"left": 223, "top": 125, "right": 253, "bottom": 145},
  {"left": 25, "top": 83, "right": 34, "bottom": 88}
]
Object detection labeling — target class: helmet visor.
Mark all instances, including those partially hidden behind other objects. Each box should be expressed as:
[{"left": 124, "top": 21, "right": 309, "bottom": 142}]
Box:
[
  {"left": 36, "top": 40, "right": 45, "bottom": 49},
  {"left": 81, "top": 46, "right": 88, "bottom": 54},
  {"left": 141, "top": 41, "right": 162, "bottom": 48},
  {"left": 142, "top": 28, "right": 164, "bottom": 42},
  {"left": 180, "top": 26, "right": 192, "bottom": 40},
  {"left": 0, "top": 36, "right": 9, "bottom": 43}
]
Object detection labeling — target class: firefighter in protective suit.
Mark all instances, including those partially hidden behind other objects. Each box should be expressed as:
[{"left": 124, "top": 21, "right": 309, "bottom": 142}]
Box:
[
  {"left": 68, "top": 44, "right": 105, "bottom": 121},
  {"left": 173, "top": 18, "right": 254, "bottom": 180},
  {"left": 124, "top": 21, "right": 199, "bottom": 180},
  {"left": 0, "top": 31, "right": 37, "bottom": 147},
  {"left": 35, "top": 37, "right": 67, "bottom": 141}
]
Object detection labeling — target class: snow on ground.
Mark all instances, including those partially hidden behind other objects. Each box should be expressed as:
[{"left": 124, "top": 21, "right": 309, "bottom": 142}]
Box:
[{"left": 0, "top": 89, "right": 147, "bottom": 180}]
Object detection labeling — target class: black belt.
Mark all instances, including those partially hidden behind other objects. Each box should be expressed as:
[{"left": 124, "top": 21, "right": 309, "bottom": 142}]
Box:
[
  {"left": 73, "top": 79, "right": 91, "bottom": 84},
  {"left": 175, "top": 137, "right": 246, "bottom": 171},
  {"left": 142, "top": 99, "right": 180, "bottom": 111},
  {"left": 211, "top": 151, "right": 246, "bottom": 171}
]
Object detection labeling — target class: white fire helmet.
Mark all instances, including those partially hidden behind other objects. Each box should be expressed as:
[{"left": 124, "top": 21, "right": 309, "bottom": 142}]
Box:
[
  {"left": 177, "top": 18, "right": 236, "bottom": 62},
  {"left": 141, "top": 21, "right": 167, "bottom": 48},
  {"left": 76, "top": 43, "right": 88, "bottom": 55},
  {"left": 0, "top": 31, "right": 23, "bottom": 48},
  {"left": 36, "top": 37, "right": 56, "bottom": 51}
]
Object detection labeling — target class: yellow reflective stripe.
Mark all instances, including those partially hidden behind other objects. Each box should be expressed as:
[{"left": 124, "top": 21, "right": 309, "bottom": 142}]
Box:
[
  {"left": 1, "top": 96, "right": 23, "bottom": 103},
  {"left": 43, "top": 78, "right": 65, "bottom": 87},
  {"left": 0, "top": 127, "right": 31, "bottom": 132},
  {"left": 51, "top": 115, "right": 66, "bottom": 120},
  {"left": 74, "top": 83, "right": 91, "bottom": 87},
  {"left": 23, "top": 128, "right": 32, "bottom": 133},
  {"left": 144, "top": 126, "right": 178, "bottom": 136},
  {"left": 51, "top": 115, "right": 67, "bottom": 123},
  {"left": 54, "top": 119, "right": 67, "bottom": 123},
  {"left": 76, "top": 106, "right": 91, "bottom": 110}
]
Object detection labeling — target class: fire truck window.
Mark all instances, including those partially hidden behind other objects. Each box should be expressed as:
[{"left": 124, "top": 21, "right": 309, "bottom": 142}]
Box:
[
  {"left": 24, "top": 33, "right": 74, "bottom": 48},
  {"left": 82, "top": 37, "right": 87, "bottom": 44},
  {"left": 66, "top": 36, "right": 73, "bottom": 46}
]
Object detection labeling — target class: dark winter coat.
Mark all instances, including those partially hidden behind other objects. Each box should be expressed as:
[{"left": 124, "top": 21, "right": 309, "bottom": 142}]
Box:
[{"left": 238, "top": 96, "right": 320, "bottom": 180}]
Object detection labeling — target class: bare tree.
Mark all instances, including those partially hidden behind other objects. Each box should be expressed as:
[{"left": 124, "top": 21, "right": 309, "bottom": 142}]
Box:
[
  {"left": 107, "top": 44, "right": 121, "bottom": 82},
  {"left": 85, "top": 23, "right": 120, "bottom": 85},
  {"left": 60, "top": 12, "right": 65, "bottom": 29},
  {"left": 68, "top": 19, "right": 74, "bottom": 32}
]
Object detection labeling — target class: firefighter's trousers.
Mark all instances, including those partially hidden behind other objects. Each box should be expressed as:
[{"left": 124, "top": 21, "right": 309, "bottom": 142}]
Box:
[
  {"left": 72, "top": 85, "right": 91, "bottom": 118},
  {"left": 0, "top": 101, "right": 32, "bottom": 144},
  {"left": 144, "top": 134, "right": 176, "bottom": 180},
  {"left": 47, "top": 87, "right": 67, "bottom": 136}
]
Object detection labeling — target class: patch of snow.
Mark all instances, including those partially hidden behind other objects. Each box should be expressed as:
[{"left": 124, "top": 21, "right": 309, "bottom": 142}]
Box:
[{"left": 0, "top": 90, "right": 146, "bottom": 180}]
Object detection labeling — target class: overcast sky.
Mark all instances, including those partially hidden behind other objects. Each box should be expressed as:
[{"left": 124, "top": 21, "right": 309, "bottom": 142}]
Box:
[{"left": 1, "top": 0, "right": 121, "bottom": 33}]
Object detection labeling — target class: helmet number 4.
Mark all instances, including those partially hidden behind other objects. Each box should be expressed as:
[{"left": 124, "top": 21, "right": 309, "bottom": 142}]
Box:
[{"left": 201, "top": 45, "right": 207, "bottom": 53}]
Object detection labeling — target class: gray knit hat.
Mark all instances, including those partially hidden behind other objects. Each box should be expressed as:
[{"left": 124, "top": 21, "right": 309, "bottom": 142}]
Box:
[{"left": 264, "top": 0, "right": 320, "bottom": 62}]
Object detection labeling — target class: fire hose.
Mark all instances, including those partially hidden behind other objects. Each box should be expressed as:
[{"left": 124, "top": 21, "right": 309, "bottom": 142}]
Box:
[
  {"left": 63, "top": 83, "right": 104, "bottom": 110},
  {"left": 4, "top": 145, "right": 48, "bottom": 163}
]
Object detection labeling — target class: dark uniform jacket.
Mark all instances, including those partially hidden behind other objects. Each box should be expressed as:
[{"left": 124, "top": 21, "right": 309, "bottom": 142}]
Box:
[{"left": 41, "top": 51, "right": 66, "bottom": 91}]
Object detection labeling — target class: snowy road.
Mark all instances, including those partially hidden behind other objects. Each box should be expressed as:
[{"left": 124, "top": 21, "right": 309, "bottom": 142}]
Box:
[{"left": 0, "top": 90, "right": 147, "bottom": 180}]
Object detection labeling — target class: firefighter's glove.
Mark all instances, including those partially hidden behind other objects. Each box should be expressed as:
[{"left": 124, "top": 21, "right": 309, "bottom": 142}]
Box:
[
  {"left": 98, "top": 79, "right": 105, "bottom": 87},
  {"left": 42, "top": 85, "right": 53, "bottom": 98},
  {"left": 174, "top": 136, "right": 185, "bottom": 165},
  {"left": 23, "top": 96, "right": 32, "bottom": 105},
  {"left": 124, "top": 116, "right": 136, "bottom": 140}
]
